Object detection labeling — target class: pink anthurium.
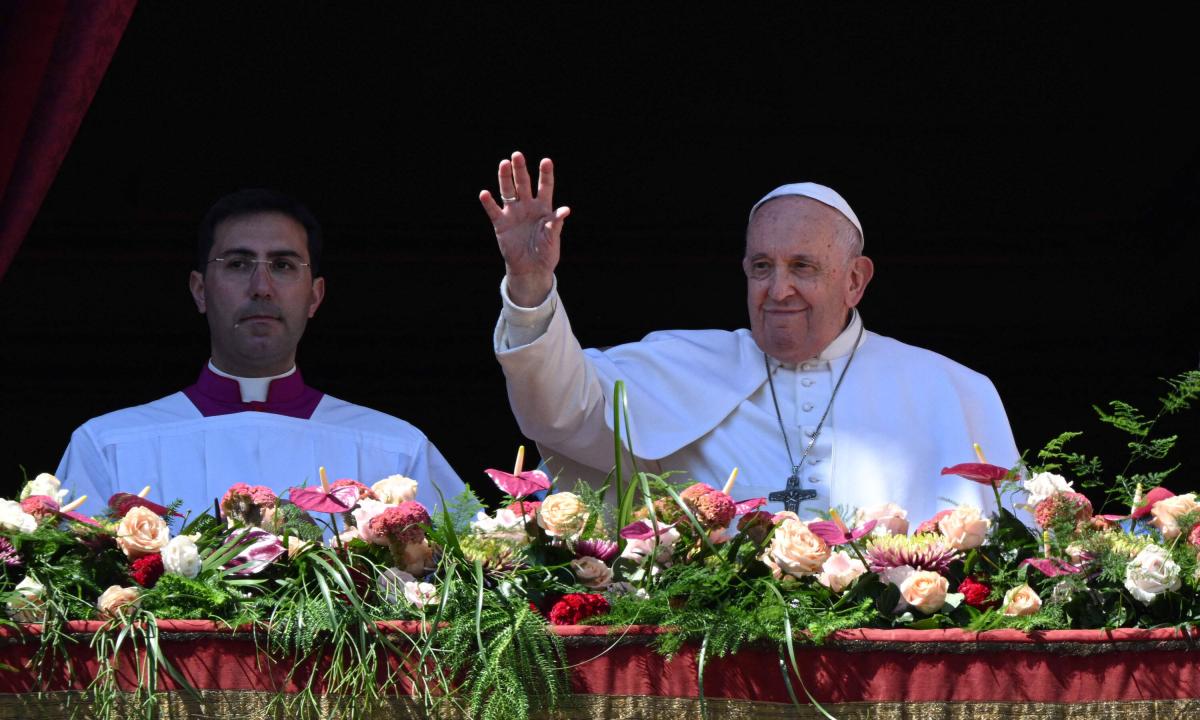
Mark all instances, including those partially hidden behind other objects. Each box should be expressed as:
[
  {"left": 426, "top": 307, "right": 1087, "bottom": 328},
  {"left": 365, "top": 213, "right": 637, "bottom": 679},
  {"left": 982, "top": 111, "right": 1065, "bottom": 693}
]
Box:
[
  {"left": 808, "top": 518, "right": 877, "bottom": 546},
  {"left": 619, "top": 519, "right": 676, "bottom": 540},
  {"left": 1020, "top": 557, "right": 1082, "bottom": 577},
  {"left": 108, "top": 493, "right": 182, "bottom": 518},
  {"left": 289, "top": 484, "right": 359, "bottom": 513},
  {"left": 940, "top": 463, "right": 1010, "bottom": 487},
  {"left": 485, "top": 445, "right": 551, "bottom": 498},
  {"left": 484, "top": 468, "right": 551, "bottom": 499},
  {"left": 733, "top": 497, "right": 767, "bottom": 515},
  {"left": 1131, "top": 486, "right": 1175, "bottom": 520}
]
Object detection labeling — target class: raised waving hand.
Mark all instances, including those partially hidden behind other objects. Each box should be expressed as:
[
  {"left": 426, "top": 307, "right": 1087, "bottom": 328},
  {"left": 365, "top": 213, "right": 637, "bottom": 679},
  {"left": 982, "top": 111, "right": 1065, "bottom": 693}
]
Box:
[{"left": 479, "top": 151, "right": 570, "bottom": 307}]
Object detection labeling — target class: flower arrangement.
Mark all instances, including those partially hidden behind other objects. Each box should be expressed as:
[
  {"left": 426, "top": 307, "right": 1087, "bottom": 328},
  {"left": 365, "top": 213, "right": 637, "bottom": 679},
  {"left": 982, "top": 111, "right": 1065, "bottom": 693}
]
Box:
[{"left": 2, "top": 371, "right": 1198, "bottom": 719}]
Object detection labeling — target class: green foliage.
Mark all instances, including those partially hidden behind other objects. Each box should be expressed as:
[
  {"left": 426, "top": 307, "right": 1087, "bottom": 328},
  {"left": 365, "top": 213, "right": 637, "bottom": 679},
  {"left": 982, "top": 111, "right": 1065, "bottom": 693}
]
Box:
[
  {"left": 438, "top": 486, "right": 486, "bottom": 537},
  {"left": 139, "top": 572, "right": 247, "bottom": 621},
  {"left": 436, "top": 590, "right": 567, "bottom": 720}
]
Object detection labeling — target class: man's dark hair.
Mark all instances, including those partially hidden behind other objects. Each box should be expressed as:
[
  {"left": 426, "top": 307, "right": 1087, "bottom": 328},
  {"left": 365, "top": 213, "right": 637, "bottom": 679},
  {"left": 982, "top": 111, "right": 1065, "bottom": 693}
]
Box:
[{"left": 196, "top": 188, "right": 324, "bottom": 276}]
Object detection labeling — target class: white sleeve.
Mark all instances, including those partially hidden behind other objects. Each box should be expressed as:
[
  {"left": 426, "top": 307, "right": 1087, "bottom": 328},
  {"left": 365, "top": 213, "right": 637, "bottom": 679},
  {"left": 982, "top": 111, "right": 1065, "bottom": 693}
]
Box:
[
  {"left": 495, "top": 275, "right": 558, "bottom": 350},
  {"left": 55, "top": 424, "right": 114, "bottom": 518},
  {"left": 493, "top": 284, "right": 618, "bottom": 473},
  {"left": 405, "top": 437, "right": 467, "bottom": 516}
]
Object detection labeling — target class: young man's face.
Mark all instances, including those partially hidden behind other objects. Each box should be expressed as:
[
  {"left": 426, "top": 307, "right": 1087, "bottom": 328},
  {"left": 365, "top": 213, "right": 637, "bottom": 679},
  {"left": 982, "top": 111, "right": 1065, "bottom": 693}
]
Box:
[{"left": 188, "top": 211, "right": 325, "bottom": 377}]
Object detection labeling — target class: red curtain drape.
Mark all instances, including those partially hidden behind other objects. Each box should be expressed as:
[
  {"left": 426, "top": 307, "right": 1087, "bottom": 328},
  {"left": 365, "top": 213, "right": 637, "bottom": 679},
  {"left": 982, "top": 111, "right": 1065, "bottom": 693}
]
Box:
[{"left": 0, "top": 0, "right": 137, "bottom": 282}]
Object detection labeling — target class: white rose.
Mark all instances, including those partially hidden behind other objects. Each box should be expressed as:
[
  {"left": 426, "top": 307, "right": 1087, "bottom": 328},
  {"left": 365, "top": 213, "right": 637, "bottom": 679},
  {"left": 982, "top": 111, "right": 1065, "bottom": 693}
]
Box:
[
  {"left": 816, "top": 550, "right": 867, "bottom": 593},
  {"left": 571, "top": 556, "right": 614, "bottom": 589},
  {"left": 20, "top": 473, "right": 68, "bottom": 503},
  {"left": 6, "top": 576, "right": 45, "bottom": 623},
  {"left": 537, "top": 492, "right": 589, "bottom": 538},
  {"left": 1022, "top": 472, "right": 1074, "bottom": 507},
  {"left": 404, "top": 580, "right": 440, "bottom": 609},
  {"left": 854, "top": 503, "right": 910, "bottom": 537},
  {"left": 372, "top": 475, "right": 418, "bottom": 505},
  {"left": 0, "top": 499, "right": 38, "bottom": 534},
  {"left": 1124, "top": 544, "right": 1182, "bottom": 604},
  {"left": 377, "top": 568, "right": 417, "bottom": 605},
  {"left": 161, "top": 534, "right": 201, "bottom": 578}
]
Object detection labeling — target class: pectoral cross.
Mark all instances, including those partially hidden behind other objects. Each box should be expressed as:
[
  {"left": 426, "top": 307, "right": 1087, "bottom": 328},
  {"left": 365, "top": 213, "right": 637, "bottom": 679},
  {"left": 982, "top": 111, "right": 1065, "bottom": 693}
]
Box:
[{"left": 768, "top": 471, "right": 817, "bottom": 514}]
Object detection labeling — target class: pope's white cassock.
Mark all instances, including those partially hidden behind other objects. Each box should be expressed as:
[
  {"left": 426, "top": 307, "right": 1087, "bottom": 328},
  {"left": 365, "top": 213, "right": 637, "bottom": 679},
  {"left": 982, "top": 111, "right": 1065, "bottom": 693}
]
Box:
[
  {"left": 56, "top": 365, "right": 465, "bottom": 519},
  {"left": 494, "top": 280, "right": 1020, "bottom": 524}
]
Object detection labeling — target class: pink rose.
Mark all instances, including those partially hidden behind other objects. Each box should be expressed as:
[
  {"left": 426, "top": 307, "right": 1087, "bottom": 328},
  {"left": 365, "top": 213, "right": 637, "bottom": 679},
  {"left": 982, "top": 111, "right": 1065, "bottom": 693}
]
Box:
[
  {"left": 761, "top": 515, "right": 830, "bottom": 581},
  {"left": 937, "top": 505, "right": 990, "bottom": 551},
  {"left": 854, "top": 503, "right": 909, "bottom": 537},
  {"left": 1150, "top": 493, "right": 1199, "bottom": 542},
  {"left": 115, "top": 506, "right": 170, "bottom": 558},
  {"left": 816, "top": 550, "right": 867, "bottom": 593},
  {"left": 570, "top": 556, "right": 614, "bottom": 590},
  {"left": 96, "top": 585, "right": 141, "bottom": 619},
  {"left": 1002, "top": 584, "right": 1042, "bottom": 616},
  {"left": 900, "top": 570, "right": 949, "bottom": 614}
]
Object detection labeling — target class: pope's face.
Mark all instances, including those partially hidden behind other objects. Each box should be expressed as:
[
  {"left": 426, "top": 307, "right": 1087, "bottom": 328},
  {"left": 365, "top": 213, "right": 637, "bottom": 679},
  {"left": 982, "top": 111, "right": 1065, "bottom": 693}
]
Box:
[
  {"left": 188, "top": 211, "right": 325, "bottom": 377},
  {"left": 744, "top": 197, "right": 873, "bottom": 364}
]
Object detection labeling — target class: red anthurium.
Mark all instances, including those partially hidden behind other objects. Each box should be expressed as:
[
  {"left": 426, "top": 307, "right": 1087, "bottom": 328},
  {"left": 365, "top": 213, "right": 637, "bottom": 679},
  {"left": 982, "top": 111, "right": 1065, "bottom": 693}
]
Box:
[
  {"left": 1131, "top": 486, "right": 1175, "bottom": 520},
  {"left": 733, "top": 497, "right": 767, "bottom": 515},
  {"left": 808, "top": 519, "right": 877, "bottom": 546},
  {"left": 108, "top": 493, "right": 182, "bottom": 518},
  {"left": 940, "top": 463, "right": 1010, "bottom": 487},
  {"left": 289, "top": 484, "right": 359, "bottom": 513},
  {"left": 1020, "top": 557, "right": 1081, "bottom": 577},
  {"left": 484, "top": 468, "right": 551, "bottom": 499}
]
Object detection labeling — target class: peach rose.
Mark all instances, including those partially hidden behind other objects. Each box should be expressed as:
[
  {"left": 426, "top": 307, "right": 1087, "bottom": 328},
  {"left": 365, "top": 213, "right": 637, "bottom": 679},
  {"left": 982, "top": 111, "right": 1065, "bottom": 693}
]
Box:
[
  {"left": 900, "top": 570, "right": 949, "bottom": 614},
  {"left": 761, "top": 516, "right": 830, "bottom": 581},
  {"left": 96, "top": 585, "right": 141, "bottom": 619},
  {"left": 115, "top": 506, "right": 170, "bottom": 558},
  {"left": 1002, "top": 584, "right": 1042, "bottom": 616},
  {"left": 537, "top": 492, "right": 589, "bottom": 538},
  {"left": 816, "top": 550, "right": 867, "bottom": 593},
  {"left": 938, "top": 505, "right": 990, "bottom": 551},
  {"left": 854, "top": 502, "right": 910, "bottom": 537},
  {"left": 1150, "top": 493, "right": 1199, "bottom": 542},
  {"left": 287, "top": 536, "right": 314, "bottom": 560},
  {"left": 372, "top": 475, "right": 419, "bottom": 505},
  {"left": 571, "top": 556, "right": 614, "bottom": 590}
]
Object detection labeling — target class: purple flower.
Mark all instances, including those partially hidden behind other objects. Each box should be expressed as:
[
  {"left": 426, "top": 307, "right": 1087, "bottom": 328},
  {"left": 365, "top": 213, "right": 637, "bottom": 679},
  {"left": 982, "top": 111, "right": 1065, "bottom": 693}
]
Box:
[
  {"left": 576, "top": 539, "right": 618, "bottom": 563},
  {"left": 0, "top": 537, "right": 21, "bottom": 567}
]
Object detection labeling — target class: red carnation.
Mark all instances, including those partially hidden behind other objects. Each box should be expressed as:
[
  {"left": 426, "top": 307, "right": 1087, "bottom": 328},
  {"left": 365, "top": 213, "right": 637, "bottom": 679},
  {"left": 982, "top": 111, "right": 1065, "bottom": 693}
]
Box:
[
  {"left": 548, "top": 592, "right": 610, "bottom": 626},
  {"left": 957, "top": 576, "right": 996, "bottom": 609},
  {"left": 367, "top": 501, "right": 431, "bottom": 545},
  {"left": 1188, "top": 524, "right": 1200, "bottom": 549},
  {"left": 130, "top": 553, "right": 165, "bottom": 588},
  {"left": 505, "top": 500, "right": 542, "bottom": 519},
  {"left": 915, "top": 509, "right": 953, "bottom": 536}
]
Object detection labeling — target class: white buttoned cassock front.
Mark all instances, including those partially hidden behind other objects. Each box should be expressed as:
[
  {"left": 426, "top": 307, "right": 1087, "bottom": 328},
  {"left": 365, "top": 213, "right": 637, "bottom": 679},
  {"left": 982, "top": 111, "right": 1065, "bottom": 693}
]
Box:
[{"left": 495, "top": 278, "right": 1020, "bottom": 524}]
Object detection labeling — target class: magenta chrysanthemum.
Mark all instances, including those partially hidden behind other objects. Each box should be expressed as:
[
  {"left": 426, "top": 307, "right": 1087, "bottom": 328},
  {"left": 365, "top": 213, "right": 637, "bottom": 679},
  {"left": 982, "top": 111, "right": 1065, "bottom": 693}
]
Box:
[
  {"left": 576, "top": 539, "right": 619, "bottom": 562},
  {"left": 865, "top": 534, "right": 960, "bottom": 574},
  {"left": 368, "top": 501, "right": 431, "bottom": 545}
]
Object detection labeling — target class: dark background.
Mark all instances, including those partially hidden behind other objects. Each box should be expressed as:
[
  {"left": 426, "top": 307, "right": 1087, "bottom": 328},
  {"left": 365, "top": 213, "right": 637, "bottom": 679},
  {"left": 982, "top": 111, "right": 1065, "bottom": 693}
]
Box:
[{"left": 2, "top": 6, "right": 1197, "bottom": 509}]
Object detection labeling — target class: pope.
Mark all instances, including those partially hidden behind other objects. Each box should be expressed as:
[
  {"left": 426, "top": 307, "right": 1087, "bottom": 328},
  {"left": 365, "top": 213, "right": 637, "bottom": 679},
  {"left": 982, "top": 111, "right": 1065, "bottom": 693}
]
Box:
[{"left": 480, "top": 152, "right": 1018, "bottom": 523}]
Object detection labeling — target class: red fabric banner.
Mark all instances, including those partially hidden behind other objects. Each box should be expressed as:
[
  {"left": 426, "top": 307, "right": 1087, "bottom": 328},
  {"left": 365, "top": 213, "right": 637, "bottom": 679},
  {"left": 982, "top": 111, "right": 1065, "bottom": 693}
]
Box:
[{"left": 0, "top": 0, "right": 137, "bottom": 281}]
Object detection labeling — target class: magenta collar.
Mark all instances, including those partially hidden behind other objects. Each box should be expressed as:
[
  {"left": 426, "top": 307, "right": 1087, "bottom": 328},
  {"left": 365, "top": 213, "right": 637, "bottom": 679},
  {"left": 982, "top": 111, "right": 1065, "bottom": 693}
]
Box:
[{"left": 182, "top": 365, "right": 324, "bottom": 419}]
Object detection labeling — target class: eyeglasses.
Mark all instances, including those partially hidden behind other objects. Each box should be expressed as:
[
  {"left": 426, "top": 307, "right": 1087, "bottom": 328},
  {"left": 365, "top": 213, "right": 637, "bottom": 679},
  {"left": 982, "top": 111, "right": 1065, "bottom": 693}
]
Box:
[{"left": 207, "top": 255, "right": 312, "bottom": 283}]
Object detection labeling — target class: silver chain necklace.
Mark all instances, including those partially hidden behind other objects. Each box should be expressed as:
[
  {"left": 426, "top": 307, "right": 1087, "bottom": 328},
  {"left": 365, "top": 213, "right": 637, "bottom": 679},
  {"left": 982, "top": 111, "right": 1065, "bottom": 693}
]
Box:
[{"left": 765, "top": 319, "right": 865, "bottom": 513}]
